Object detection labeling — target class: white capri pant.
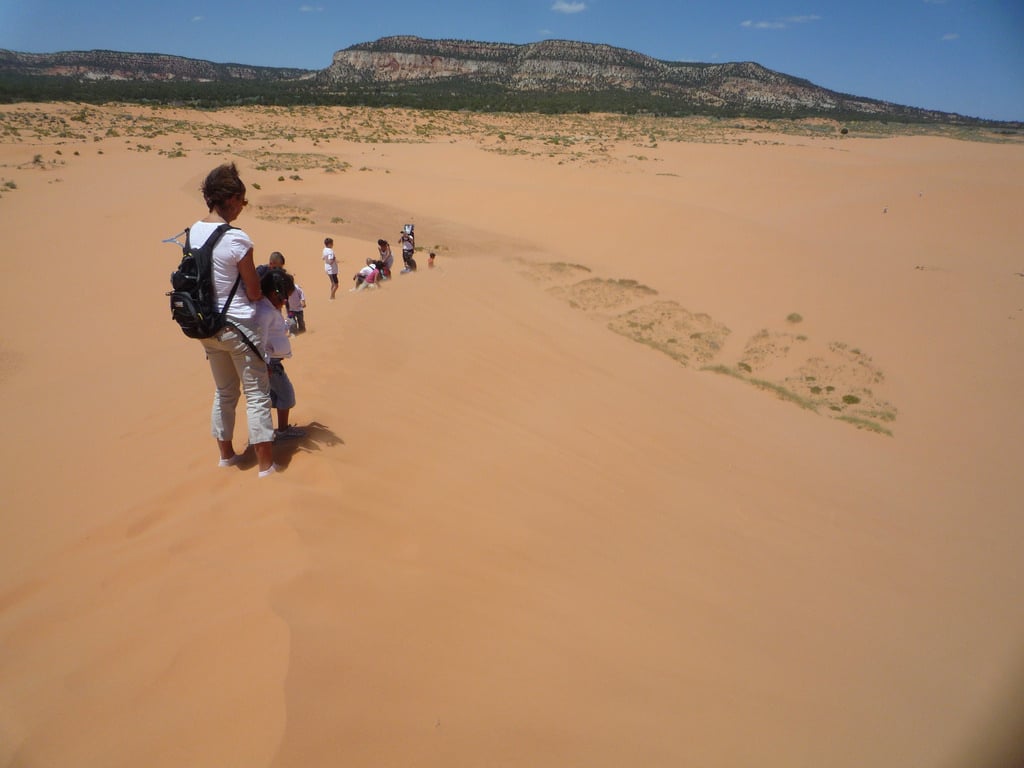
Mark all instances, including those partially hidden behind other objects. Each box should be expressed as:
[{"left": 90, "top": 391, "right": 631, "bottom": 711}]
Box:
[{"left": 201, "top": 324, "right": 275, "bottom": 446}]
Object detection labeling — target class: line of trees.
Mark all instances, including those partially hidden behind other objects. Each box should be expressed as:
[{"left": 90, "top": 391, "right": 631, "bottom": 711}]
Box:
[{"left": 0, "top": 74, "right": 1002, "bottom": 126}]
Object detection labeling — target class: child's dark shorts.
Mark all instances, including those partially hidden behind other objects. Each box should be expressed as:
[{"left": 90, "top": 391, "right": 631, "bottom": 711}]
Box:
[{"left": 268, "top": 360, "right": 296, "bottom": 410}]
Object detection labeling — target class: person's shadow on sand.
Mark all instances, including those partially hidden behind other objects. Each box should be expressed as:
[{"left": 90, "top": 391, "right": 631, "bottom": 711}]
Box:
[{"left": 272, "top": 421, "right": 344, "bottom": 468}]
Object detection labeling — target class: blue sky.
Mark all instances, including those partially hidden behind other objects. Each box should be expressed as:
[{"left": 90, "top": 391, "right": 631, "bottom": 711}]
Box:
[{"left": 1, "top": 0, "right": 1021, "bottom": 121}]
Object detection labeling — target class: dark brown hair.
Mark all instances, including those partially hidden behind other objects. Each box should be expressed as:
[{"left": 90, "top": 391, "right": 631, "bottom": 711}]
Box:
[
  {"left": 201, "top": 162, "right": 246, "bottom": 211},
  {"left": 260, "top": 267, "right": 295, "bottom": 298}
]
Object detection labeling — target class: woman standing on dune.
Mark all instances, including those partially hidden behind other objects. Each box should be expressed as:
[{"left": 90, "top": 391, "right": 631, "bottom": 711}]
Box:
[
  {"left": 377, "top": 238, "right": 394, "bottom": 279},
  {"left": 192, "top": 162, "right": 277, "bottom": 477}
]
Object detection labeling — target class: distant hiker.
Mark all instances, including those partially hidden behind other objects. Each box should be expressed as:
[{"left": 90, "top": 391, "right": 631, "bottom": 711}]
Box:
[
  {"left": 257, "top": 250, "right": 286, "bottom": 278},
  {"left": 353, "top": 258, "right": 381, "bottom": 290},
  {"left": 428, "top": 251, "right": 436, "bottom": 269},
  {"left": 287, "top": 278, "right": 307, "bottom": 334},
  {"left": 322, "top": 237, "right": 339, "bottom": 299},
  {"left": 399, "top": 227, "right": 416, "bottom": 273},
  {"left": 376, "top": 239, "right": 394, "bottom": 279}
]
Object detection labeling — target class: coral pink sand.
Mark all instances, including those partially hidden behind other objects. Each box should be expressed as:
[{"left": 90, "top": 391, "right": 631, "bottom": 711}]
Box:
[{"left": 1, "top": 105, "right": 1023, "bottom": 767}]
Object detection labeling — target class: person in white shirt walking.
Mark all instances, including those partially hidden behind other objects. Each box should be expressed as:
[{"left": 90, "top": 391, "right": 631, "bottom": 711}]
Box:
[{"left": 322, "top": 237, "right": 338, "bottom": 299}]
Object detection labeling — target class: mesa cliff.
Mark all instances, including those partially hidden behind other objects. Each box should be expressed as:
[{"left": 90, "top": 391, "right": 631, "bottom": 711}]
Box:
[{"left": 0, "top": 36, "right": 989, "bottom": 122}]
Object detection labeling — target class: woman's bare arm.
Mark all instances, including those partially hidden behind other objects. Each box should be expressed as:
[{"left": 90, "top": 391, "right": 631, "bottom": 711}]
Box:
[{"left": 238, "top": 249, "right": 262, "bottom": 302}]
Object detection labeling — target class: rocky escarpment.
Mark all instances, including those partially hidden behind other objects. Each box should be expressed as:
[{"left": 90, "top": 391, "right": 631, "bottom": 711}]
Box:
[
  {"left": 0, "top": 49, "right": 314, "bottom": 82},
  {"left": 0, "top": 37, "right": 981, "bottom": 122},
  {"left": 319, "top": 36, "right": 957, "bottom": 120}
]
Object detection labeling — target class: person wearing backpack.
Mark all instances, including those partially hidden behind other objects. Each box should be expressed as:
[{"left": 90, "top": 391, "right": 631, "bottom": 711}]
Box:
[
  {"left": 399, "top": 228, "right": 416, "bottom": 273},
  {"left": 193, "top": 163, "right": 277, "bottom": 477}
]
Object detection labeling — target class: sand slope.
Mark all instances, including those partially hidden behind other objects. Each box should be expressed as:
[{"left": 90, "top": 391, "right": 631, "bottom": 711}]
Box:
[{"left": 1, "top": 104, "right": 1023, "bottom": 767}]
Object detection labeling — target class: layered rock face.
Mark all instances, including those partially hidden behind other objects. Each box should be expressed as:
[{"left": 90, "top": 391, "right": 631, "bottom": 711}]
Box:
[
  {"left": 0, "top": 49, "right": 313, "bottom": 82},
  {"left": 0, "top": 36, "right": 965, "bottom": 121},
  {"left": 316, "top": 36, "right": 948, "bottom": 118}
]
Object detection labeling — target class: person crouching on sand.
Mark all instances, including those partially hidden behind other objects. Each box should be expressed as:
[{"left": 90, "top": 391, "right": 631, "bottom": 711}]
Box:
[{"left": 353, "top": 258, "right": 381, "bottom": 290}]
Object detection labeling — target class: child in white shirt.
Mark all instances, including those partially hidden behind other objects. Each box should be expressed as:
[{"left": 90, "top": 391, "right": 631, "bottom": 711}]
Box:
[
  {"left": 255, "top": 269, "right": 304, "bottom": 440},
  {"left": 322, "top": 237, "right": 338, "bottom": 300},
  {"left": 287, "top": 280, "right": 306, "bottom": 333}
]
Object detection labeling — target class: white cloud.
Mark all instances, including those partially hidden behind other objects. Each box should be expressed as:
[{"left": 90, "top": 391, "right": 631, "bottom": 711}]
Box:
[
  {"left": 741, "top": 15, "right": 820, "bottom": 30},
  {"left": 552, "top": 1, "right": 586, "bottom": 14},
  {"left": 191, "top": 15, "right": 204, "bottom": 22},
  {"left": 300, "top": 4, "right": 324, "bottom": 11},
  {"left": 941, "top": 32, "right": 960, "bottom": 40}
]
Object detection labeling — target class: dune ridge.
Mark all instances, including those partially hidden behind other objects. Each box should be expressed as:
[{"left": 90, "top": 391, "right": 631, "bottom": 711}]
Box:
[{"left": 1, "top": 103, "right": 1023, "bottom": 767}]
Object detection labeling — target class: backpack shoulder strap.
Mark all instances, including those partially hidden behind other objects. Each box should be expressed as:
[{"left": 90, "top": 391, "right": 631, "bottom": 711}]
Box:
[
  {"left": 185, "top": 222, "right": 235, "bottom": 253},
  {"left": 202, "top": 224, "right": 243, "bottom": 318},
  {"left": 203, "top": 222, "right": 235, "bottom": 250},
  {"left": 224, "top": 320, "right": 266, "bottom": 362}
]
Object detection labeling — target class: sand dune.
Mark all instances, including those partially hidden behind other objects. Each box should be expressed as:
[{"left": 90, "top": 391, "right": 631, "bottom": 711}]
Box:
[{"left": 1, "top": 103, "right": 1023, "bottom": 767}]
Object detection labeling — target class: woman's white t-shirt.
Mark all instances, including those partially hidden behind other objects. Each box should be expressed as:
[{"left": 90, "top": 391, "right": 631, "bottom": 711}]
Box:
[{"left": 189, "top": 221, "right": 255, "bottom": 323}]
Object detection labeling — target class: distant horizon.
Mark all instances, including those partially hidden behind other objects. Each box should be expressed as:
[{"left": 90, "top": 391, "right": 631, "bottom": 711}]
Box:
[
  {"left": 4, "top": 37, "right": 1017, "bottom": 123},
  {"left": 1, "top": 1, "right": 1021, "bottom": 121}
]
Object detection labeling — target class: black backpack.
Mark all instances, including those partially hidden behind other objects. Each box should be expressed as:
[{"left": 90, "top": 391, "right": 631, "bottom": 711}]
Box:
[{"left": 168, "top": 223, "right": 240, "bottom": 339}]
